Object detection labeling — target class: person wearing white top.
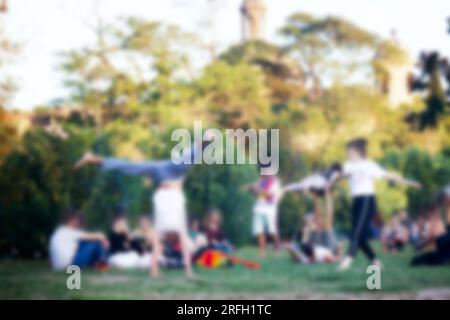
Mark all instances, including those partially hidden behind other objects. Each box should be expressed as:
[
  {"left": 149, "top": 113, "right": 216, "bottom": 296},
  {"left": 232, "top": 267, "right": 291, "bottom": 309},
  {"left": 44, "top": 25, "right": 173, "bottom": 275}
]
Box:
[
  {"left": 329, "top": 138, "right": 422, "bottom": 271},
  {"left": 49, "top": 209, "right": 109, "bottom": 270},
  {"left": 243, "top": 174, "right": 283, "bottom": 258}
]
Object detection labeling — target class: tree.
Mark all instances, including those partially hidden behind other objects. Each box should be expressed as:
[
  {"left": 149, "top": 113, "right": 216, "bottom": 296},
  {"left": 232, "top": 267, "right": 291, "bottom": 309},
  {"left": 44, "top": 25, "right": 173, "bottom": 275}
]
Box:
[
  {"left": 280, "top": 12, "right": 378, "bottom": 90},
  {"left": 0, "top": 21, "right": 19, "bottom": 162},
  {"left": 409, "top": 52, "right": 450, "bottom": 130},
  {"left": 61, "top": 17, "right": 196, "bottom": 129},
  {"left": 196, "top": 60, "right": 271, "bottom": 128},
  {"left": 220, "top": 40, "right": 305, "bottom": 105},
  {"left": 0, "top": 24, "right": 17, "bottom": 107},
  {"left": 278, "top": 84, "right": 410, "bottom": 165},
  {"left": 0, "top": 107, "right": 16, "bottom": 161}
]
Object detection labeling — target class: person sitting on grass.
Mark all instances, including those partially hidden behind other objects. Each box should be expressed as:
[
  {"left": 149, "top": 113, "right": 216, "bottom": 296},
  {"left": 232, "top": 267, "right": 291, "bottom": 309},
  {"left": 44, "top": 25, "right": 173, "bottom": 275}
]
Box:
[
  {"left": 381, "top": 211, "right": 410, "bottom": 253},
  {"left": 201, "top": 208, "right": 233, "bottom": 254},
  {"left": 188, "top": 219, "right": 208, "bottom": 255},
  {"left": 414, "top": 203, "right": 446, "bottom": 251},
  {"left": 286, "top": 213, "right": 341, "bottom": 264},
  {"left": 108, "top": 207, "right": 132, "bottom": 255},
  {"left": 412, "top": 188, "right": 450, "bottom": 266},
  {"left": 49, "top": 209, "right": 109, "bottom": 271},
  {"left": 107, "top": 209, "right": 155, "bottom": 270},
  {"left": 131, "top": 214, "right": 157, "bottom": 255}
]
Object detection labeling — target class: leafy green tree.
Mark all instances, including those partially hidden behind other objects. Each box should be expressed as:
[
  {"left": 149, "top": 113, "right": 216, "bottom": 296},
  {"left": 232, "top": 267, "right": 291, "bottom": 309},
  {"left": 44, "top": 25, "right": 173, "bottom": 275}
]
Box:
[
  {"left": 0, "top": 126, "right": 150, "bottom": 257},
  {"left": 410, "top": 52, "right": 450, "bottom": 130},
  {"left": 0, "top": 107, "right": 17, "bottom": 162},
  {"left": 280, "top": 12, "right": 378, "bottom": 89},
  {"left": 185, "top": 163, "right": 259, "bottom": 246},
  {"left": 196, "top": 60, "right": 270, "bottom": 128},
  {"left": 61, "top": 17, "right": 196, "bottom": 129},
  {"left": 220, "top": 40, "right": 305, "bottom": 104}
]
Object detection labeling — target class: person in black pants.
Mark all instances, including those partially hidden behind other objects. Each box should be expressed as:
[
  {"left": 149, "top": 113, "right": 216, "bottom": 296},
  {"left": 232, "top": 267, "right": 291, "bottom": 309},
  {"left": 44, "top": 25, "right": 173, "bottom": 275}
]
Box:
[
  {"left": 348, "top": 196, "right": 377, "bottom": 261},
  {"left": 329, "top": 138, "right": 422, "bottom": 271}
]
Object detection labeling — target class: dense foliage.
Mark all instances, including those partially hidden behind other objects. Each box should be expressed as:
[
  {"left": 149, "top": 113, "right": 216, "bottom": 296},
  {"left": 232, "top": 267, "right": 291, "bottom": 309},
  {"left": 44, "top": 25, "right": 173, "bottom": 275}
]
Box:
[{"left": 1, "top": 12, "right": 449, "bottom": 258}]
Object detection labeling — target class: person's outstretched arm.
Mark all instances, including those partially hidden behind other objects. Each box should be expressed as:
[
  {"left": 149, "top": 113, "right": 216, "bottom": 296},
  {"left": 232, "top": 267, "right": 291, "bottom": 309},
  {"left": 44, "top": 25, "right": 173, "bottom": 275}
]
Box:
[
  {"left": 383, "top": 172, "right": 422, "bottom": 190},
  {"left": 283, "top": 181, "right": 306, "bottom": 193}
]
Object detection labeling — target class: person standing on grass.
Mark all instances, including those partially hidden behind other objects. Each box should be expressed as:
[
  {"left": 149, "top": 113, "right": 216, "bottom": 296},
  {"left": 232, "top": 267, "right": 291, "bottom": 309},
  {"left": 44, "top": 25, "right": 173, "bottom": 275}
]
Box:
[
  {"left": 243, "top": 172, "right": 283, "bottom": 258},
  {"left": 328, "top": 138, "right": 422, "bottom": 271},
  {"left": 74, "top": 141, "right": 207, "bottom": 279}
]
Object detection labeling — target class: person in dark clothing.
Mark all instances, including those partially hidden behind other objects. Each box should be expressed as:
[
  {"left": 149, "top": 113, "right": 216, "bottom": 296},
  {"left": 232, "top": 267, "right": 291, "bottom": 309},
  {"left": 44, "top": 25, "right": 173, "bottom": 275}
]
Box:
[
  {"left": 108, "top": 208, "right": 132, "bottom": 255},
  {"left": 201, "top": 209, "right": 232, "bottom": 254},
  {"left": 412, "top": 187, "right": 450, "bottom": 266}
]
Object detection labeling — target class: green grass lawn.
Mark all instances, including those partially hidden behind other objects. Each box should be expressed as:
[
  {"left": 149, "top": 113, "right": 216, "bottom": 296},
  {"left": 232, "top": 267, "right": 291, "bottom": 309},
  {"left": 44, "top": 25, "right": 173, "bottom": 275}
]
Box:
[{"left": 1, "top": 246, "right": 450, "bottom": 299}]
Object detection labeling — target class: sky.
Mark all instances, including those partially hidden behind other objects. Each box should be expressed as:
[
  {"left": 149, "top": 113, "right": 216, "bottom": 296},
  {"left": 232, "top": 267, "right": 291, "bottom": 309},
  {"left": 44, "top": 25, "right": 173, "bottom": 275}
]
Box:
[{"left": 2, "top": 0, "right": 450, "bottom": 110}]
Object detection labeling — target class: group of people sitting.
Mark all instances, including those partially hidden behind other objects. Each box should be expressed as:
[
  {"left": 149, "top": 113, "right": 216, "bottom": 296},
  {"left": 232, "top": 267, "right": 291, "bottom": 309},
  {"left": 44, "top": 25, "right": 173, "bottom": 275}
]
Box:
[
  {"left": 54, "top": 136, "right": 447, "bottom": 276},
  {"left": 366, "top": 186, "right": 450, "bottom": 267},
  {"left": 49, "top": 207, "right": 237, "bottom": 272},
  {"left": 410, "top": 188, "right": 450, "bottom": 266}
]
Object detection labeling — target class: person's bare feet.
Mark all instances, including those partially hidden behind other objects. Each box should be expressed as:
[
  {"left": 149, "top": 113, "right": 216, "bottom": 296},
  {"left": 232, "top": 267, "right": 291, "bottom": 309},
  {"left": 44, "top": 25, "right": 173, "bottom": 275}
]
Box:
[
  {"left": 372, "top": 259, "right": 384, "bottom": 270},
  {"left": 74, "top": 152, "right": 102, "bottom": 169},
  {"left": 186, "top": 271, "right": 197, "bottom": 280},
  {"left": 337, "top": 256, "right": 353, "bottom": 272}
]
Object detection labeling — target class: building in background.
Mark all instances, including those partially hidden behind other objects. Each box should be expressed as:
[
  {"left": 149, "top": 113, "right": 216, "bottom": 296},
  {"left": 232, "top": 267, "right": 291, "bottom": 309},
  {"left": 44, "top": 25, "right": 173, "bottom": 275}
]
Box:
[
  {"left": 373, "top": 33, "right": 415, "bottom": 108},
  {"left": 0, "top": 0, "right": 7, "bottom": 13}
]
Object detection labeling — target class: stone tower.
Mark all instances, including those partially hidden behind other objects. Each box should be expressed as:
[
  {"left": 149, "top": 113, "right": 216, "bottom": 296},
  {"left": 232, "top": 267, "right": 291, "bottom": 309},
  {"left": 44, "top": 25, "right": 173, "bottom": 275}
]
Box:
[
  {"left": 373, "top": 34, "right": 414, "bottom": 108},
  {"left": 241, "top": 0, "right": 267, "bottom": 41},
  {"left": 0, "top": 0, "right": 8, "bottom": 13}
]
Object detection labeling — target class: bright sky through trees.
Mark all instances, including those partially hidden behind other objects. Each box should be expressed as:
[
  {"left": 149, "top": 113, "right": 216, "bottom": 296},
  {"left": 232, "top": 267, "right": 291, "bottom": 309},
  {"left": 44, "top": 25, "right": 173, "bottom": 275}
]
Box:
[{"left": 3, "top": 0, "right": 450, "bottom": 109}]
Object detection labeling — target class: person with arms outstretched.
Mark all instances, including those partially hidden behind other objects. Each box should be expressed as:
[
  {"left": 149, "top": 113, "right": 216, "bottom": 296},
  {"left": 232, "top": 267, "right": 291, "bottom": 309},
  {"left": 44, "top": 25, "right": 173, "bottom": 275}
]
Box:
[{"left": 329, "top": 138, "right": 421, "bottom": 271}]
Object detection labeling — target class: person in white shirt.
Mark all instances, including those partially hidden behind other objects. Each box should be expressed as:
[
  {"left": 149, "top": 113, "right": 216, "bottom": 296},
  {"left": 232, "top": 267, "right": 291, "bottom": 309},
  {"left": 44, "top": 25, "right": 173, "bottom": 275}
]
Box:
[
  {"left": 329, "top": 138, "right": 421, "bottom": 271},
  {"left": 49, "top": 209, "right": 109, "bottom": 271},
  {"left": 243, "top": 174, "right": 283, "bottom": 258}
]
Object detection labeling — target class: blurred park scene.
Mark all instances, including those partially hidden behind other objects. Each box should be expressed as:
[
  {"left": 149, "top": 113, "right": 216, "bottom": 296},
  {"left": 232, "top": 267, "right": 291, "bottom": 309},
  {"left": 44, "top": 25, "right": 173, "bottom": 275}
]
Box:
[{"left": 1, "top": 0, "right": 450, "bottom": 299}]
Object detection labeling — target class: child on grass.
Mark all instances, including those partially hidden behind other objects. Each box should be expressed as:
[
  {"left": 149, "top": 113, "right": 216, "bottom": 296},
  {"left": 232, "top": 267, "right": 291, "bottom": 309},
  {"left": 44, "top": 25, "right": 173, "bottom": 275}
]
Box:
[{"left": 243, "top": 173, "right": 283, "bottom": 258}]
